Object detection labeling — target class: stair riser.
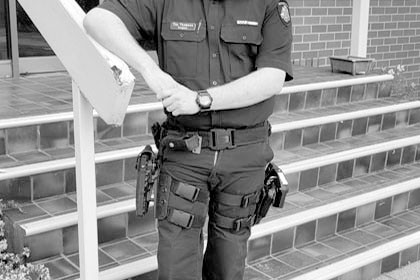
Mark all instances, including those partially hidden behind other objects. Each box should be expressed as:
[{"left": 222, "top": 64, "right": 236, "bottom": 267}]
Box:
[
  {"left": 0, "top": 157, "right": 138, "bottom": 202},
  {"left": 0, "top": 109, "right": 165, "bottom": 163},
  {"left": 281, "top": 244, "right": 420, "bottom": 280},
  {"left": 274, "top": 81, "right": 392, "bottom": 114},
  {"left": 247, "top": 191, "right": 420, "bottom": 265},
  {"left": 2, "top": 125, "right": 420, "bottom": 204},
  {"left": 5, "top": 207, "right": 156, "bottom": 262},
  {"left": 271, "top": 108, "right": 420, "bottom": 151},
  {"left": 6, "top": 163, "right": 420, "bottom": 263},
  {"left": 0, "top": 81, "right": 390, "bottom": 161},
  {"left": 11, "top": 183, "right": 420, "bottom": 263},
  {"left": 335, "top": 246, "right": 420, "bottom": 280},
  {"left": 286, "top": 144, "right": 420, "bottom": 193}
]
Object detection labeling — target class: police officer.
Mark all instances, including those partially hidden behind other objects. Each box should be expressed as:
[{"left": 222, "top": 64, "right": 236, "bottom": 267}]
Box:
[{"left": 84, "top": 1, "right": 293, "bottom": 279}]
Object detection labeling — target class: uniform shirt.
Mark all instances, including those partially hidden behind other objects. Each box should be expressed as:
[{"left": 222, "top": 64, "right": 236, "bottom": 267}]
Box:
[{"left": 100, "top": 0, "right": 293, "bottom": 130}]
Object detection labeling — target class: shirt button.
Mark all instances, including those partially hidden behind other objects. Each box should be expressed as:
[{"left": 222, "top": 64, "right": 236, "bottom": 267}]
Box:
[
  {"left": 210, "top": 25, "right": 215, "bottom": 30},
  {"left": 242, "top": 35, "right": 247, "bottom": 41},
  {"left": 212, "top": 53, "right": 217, "bottom": 58},
  {"left": 212, "top": 81, "right": 218, "bottom": 86}
]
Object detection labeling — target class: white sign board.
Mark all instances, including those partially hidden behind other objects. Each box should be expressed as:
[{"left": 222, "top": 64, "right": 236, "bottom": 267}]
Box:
[{"left": 18, "top": 0, "right": 135, "bottom": 126}]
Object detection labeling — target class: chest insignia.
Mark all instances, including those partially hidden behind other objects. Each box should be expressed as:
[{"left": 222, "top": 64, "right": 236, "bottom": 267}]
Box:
[
  {"left": 170, "top": 22, "right": 197, "bottom": 31},
  {"left": 236, "top": 20, "right": 258, "bottom": 27},
  {"left": 277, "top": 1, "right": 291, "bottom": 25}
]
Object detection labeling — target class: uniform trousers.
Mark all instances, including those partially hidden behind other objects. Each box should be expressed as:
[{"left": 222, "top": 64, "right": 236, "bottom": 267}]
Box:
[{"left": 156, "top": 141, "right": 274, "bottom": 280}]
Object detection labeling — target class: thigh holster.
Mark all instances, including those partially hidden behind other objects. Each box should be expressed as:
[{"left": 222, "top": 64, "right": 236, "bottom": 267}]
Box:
[
  {"left": 155, "top": 173, "right": 209, "bottom": 229},
  {"left": 211, "top": 189, "right": 260, "bottom": 232}
]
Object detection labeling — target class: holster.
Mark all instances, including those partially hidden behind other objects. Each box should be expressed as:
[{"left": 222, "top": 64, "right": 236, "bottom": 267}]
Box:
[
  {"left": 254, "top": 162, "right": 289, "bottom": 224},
  {"left": 135, "top": 145, "right": 159, "bottom": 217}
]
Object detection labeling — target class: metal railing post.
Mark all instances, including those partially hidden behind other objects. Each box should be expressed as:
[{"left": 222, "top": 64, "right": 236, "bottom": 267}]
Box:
[
  {"left": 72, "top": 80, "right": 99, "bottom": 280},
  {"left": 8, "top": 0, "right": 20, "bottom": 77},
  {"left": 350, "top": 0, "right": 370, "bottom": 57}
]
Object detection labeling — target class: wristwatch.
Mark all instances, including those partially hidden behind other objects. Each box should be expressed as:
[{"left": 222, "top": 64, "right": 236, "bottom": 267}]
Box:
[{"left": 196, "top": 90, "right": 213, "bottom": 111}]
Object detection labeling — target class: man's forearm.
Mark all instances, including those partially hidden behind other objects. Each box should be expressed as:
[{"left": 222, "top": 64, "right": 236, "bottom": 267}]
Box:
[
  {"left": 207, "top": 68, "right": 286, "bottom": 111},
  {"left": 84, "top": 8, "right": 159, "bottom": 75}
]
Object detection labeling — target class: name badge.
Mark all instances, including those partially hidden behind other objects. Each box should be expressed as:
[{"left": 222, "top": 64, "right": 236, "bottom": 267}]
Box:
[
  {"left": 170, "top": 22, "right": 197, "bottom": 31},
  {"left": 236, "top": 20, "right": 258, "bottom": 26}
]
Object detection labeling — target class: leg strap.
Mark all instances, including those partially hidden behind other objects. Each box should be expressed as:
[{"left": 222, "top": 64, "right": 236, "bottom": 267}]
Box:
[
  {"left": 213, "top": 190, "right": 259, "bottom": 208},
  {"left": 212, "top": 212, "right": 256, "bottom": 232},
  {"left": 171, "top": 181, "right": 209, "bottom": 203},
  {"left": 167, "top": 208, "right": 207, "bottom": 229}
]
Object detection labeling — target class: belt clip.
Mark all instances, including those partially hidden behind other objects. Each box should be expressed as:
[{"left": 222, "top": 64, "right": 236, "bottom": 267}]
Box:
[
  {"left": 209, "top": 128, "right": 237, "bottom": 150},
  {"left": 233, "top": 216, "right": 254, "bottom": 232},
  {"left": 241, "top": 192, "right": 256, "bottom": 208},
  {"left": 185, "top": 134, "right": 202, "bottom": 154}
]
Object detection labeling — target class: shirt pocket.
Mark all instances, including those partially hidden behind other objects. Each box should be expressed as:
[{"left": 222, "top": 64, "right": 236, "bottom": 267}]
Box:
[
  {"left": 220, "top": 25, "right": 263, "bottom": 79},
  {"left": 161, "top": 22, "right": 206, "bottom": 79}
]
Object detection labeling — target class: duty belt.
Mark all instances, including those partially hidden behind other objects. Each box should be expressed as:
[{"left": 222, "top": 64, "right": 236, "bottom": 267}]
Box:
[{"left": 164, "top": 122, "right": 270, "bottom": 153}]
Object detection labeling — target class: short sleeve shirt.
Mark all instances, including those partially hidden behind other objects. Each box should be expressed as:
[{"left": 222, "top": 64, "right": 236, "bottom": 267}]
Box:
[{"left": 100, "top": 0, "right": 293, "bottom": 129}]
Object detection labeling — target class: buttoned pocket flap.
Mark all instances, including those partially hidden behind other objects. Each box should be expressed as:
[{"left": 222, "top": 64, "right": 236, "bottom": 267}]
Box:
[{"left": 220, "top": 25, "right": 262, "bottom": 45}]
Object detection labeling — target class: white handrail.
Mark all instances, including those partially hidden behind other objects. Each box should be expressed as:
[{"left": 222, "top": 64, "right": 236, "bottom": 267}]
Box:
[{"left": 281, "top": 73, "right": 393, "bottom": 94}]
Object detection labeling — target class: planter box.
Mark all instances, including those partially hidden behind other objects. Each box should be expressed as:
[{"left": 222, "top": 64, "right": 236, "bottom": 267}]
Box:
[{"left": 329, "top": 56, "right": 375, "bottom": 75}]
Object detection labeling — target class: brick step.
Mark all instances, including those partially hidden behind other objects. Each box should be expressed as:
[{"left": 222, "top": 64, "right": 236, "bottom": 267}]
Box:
[
  {"left": 5, "top": 122, "right": 420, "bottom": 240},
  {"left": 2, "top": 97, "right": 419, "bottom": 204},
  {"left": 2, "top": 96, "right": 417, "bottom": 173},
  {"left": 276, "top": 123, "right": 420, "bottom": 192},
  {"left": 31, "top": 163, "right": 420, "bottom": 280},
  {"left": 4, "top": 123, "right": 420, "bottom": 255},
  {"left": 0, "top": 70, "right": 392, "bottom": 163},
  {"left": 270, "top": 97, "right": 420, "bottom": 151},
  {"left": 247, "top": 207, "right": 420, "bottom": 280}
]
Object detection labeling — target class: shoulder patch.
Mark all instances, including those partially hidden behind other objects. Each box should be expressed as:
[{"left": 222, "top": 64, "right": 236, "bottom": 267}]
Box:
[{"left": 277, "top": 1, "right": 291, "bottom": 26}]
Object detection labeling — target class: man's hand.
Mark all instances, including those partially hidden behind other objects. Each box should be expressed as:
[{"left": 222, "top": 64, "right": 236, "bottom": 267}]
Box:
[{"left": 142, "top": 68, "right": 200, "bottom": 116}]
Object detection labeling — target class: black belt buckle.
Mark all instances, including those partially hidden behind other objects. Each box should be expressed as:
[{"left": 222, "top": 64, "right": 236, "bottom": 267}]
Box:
[{"left": 209, "top": 128, "right": 237, "bottom": 150}]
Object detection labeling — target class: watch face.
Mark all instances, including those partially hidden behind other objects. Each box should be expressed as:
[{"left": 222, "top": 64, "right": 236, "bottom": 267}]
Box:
[
  {"left": 199, "top": 95, "right": 212, "bottom": 107},
  {"left": 196, "top": 90, "right": 212, "bottom": 110}
]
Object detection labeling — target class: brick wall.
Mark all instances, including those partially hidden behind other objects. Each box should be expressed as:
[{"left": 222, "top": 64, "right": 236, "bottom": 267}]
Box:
[{"left": 289, "top": 0, "right": 420, "bottom": 85}]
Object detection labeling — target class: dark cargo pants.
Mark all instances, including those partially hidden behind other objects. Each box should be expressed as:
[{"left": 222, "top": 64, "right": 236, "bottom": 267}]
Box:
[{"left": 156, "top": 141, "right": 274, "bottom": 280}]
